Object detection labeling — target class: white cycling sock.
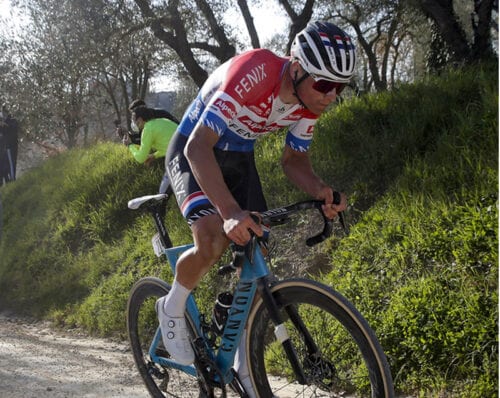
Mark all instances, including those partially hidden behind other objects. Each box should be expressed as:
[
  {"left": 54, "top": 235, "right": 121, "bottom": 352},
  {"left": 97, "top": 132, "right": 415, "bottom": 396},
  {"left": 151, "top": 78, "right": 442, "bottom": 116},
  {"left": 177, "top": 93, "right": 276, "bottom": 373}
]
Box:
[{"left": 163, "top": 280, "right": 191, "bottom": 317}]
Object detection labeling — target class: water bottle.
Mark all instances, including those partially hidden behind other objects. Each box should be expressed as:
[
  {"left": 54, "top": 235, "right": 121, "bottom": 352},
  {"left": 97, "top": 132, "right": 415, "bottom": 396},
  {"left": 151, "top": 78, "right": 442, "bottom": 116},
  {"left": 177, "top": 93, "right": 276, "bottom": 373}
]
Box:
[{"left": 211, "top": 292, "right": 233, "bottom": 335}]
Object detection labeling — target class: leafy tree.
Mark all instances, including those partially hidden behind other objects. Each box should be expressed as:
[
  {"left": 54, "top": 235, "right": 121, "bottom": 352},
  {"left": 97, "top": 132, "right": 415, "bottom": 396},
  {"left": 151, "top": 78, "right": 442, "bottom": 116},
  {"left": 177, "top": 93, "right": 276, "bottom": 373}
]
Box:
[
  {"left": 133, "top": 0, "right": 238, "bottom": 87},
  {"left": 320, "top": 0, "right": 426, "bottom": 92},
  {"left": 7, "top": 1, "right": 92, "bottom": 148},
  {"left": 0, "top": 0, "right": 171, "bottom": 147}
]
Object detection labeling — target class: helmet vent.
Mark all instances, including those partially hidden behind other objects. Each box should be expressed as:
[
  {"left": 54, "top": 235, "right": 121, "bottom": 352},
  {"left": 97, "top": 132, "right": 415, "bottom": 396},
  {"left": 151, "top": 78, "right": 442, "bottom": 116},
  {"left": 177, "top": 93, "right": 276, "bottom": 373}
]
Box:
[{"left": 299, "top": 35, "right": 320, "bottom": 70}]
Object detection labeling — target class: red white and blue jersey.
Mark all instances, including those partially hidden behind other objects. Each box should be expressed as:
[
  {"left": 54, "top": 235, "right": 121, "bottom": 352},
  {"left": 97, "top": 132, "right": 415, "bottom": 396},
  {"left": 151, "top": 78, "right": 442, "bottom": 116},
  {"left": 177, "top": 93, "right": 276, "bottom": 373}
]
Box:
[{"left": 177, "top": 49, "right": 319, "bottom": 152}]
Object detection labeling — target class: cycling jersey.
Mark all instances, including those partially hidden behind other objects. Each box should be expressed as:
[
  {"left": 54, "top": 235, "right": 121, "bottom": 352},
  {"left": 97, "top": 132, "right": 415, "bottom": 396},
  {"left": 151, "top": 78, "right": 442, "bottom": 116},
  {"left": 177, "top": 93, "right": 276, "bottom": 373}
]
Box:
[
  {"left": 177, "top": 49, "right": 319, "bottom": 152},
  {"left": 168, "top": 48, "right": 320, "bottom": 224}
]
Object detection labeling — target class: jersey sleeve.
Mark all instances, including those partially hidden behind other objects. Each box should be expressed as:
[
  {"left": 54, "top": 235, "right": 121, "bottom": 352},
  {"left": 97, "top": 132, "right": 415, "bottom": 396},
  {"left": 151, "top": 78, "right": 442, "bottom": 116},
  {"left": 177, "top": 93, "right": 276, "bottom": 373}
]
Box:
[
  {"left": 128, "top": 127, "right": 153, "bottom": 163},
  {"left": 285, "top": 110, "right": 317, "bottom": 152}
]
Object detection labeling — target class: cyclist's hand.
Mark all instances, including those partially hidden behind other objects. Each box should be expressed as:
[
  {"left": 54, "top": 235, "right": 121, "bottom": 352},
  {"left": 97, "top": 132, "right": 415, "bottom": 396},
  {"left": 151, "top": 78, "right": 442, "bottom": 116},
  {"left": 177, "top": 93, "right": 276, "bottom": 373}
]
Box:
[
  {"left": 144, "top": 154, "right": 156, "bottom": 167},
  {"left": 223, "top": 211, "right": 263, "bottom": 246},
  {"left": 318, "top": 187, "right": 347, "bottom": 219}
]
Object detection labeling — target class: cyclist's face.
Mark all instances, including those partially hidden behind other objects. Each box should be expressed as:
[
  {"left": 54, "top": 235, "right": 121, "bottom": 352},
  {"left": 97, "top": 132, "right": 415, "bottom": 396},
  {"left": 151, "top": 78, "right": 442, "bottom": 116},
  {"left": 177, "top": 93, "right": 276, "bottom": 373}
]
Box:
[
  {"left": 298, "top": 74, "right": 338, "bottom": 115},
  {"left": 132, "top": 113, "right": 145, "bottom": 130}
]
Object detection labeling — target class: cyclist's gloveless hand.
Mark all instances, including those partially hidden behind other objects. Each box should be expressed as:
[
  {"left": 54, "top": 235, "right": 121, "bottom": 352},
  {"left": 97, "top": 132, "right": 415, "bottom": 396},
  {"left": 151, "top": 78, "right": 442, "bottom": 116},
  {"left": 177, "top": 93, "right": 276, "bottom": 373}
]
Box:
[
  {"left": 317, "top": 186, "right": 347, "bottom": 220},
  {"left": 144, "top": 154, "right": 156, "bottom": 167},
  {"left": 223, "top": 210, "right": 263, "bottom": 246}
]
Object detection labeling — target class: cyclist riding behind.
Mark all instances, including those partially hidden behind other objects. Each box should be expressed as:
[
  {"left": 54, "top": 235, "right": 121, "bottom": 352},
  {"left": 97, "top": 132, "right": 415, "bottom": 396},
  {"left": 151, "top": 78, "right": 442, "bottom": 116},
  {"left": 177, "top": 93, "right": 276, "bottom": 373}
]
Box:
[{"left": 157, "top": 21, "right": 356, "bottom": 396}]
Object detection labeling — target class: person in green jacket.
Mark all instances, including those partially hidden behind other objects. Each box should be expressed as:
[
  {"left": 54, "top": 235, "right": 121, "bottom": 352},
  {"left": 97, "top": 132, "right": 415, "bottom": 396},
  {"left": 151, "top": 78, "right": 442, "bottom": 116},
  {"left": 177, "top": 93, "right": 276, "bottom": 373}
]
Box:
[{"left": 123, "top": 105, "right": 177, "bottom": 194}]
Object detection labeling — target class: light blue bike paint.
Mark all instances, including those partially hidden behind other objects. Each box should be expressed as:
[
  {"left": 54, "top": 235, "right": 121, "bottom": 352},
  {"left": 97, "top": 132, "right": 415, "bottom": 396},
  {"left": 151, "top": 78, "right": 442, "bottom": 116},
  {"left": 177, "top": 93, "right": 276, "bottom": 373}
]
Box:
[{"left": 158, "top": 241, "right": 270, "bottom": 384}]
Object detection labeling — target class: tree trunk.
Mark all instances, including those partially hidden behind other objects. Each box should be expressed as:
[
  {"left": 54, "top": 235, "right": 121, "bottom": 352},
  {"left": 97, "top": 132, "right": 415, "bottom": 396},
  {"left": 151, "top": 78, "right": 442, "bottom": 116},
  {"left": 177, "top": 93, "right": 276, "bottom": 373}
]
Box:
[
  {"left": 278, "top": 0, "right": 315, "bottom": 53},
  {"left": 471, "top": 0, "right": 496, "bottom": 60},
  {"left": 419, "top": 0, "right": 470, "bottom": 63},
  {"left": 134, "top": 0, "right": 209, "bottom": 87},
  {"left": 238, "top": 0, "right": 260, "bottom": 48}
]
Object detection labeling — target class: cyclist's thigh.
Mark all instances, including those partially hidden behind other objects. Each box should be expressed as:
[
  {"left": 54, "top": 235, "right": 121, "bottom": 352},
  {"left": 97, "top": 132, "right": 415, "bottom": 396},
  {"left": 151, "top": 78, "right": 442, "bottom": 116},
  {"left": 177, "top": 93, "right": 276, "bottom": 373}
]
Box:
[
  {"left": 214, "top": 148, "right": 267, "bottom": 212},
  {"left": 166, "top": 132, "right": 217, "bottom": 226}
]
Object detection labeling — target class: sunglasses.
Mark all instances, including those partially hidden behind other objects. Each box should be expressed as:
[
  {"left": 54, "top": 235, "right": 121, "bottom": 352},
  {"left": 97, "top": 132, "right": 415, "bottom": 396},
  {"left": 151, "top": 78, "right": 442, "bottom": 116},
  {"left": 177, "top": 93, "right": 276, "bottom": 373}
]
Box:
[{"left": 311, "top": 79, "right": 346, "bottom": 94}]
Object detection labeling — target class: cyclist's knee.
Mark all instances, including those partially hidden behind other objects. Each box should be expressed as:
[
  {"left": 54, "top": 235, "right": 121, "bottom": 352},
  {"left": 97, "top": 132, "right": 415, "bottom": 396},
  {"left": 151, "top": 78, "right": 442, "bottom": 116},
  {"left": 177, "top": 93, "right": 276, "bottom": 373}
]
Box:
[{"left": 191, "top": 215, "right": 229, "bottom": 265}]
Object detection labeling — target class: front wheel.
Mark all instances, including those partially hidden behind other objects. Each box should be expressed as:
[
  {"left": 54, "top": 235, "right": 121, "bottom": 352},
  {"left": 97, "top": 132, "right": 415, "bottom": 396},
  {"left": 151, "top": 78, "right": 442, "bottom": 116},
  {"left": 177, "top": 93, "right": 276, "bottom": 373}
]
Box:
[{"left": 246, "top": 279, "right": 394, "bottom": 397}]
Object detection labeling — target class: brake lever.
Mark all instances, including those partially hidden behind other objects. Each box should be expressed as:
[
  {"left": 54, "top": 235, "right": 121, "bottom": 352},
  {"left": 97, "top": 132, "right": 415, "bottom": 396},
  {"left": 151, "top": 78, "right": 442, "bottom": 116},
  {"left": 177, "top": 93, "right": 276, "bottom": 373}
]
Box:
[{"left": 305, "top": 192, "right": 349, "bottom": 246}]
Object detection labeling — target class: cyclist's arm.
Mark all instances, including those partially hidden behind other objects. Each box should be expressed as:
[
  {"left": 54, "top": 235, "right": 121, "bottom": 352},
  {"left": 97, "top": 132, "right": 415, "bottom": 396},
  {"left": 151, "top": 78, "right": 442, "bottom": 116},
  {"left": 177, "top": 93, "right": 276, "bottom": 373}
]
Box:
[
  {"left": 129, "top": 127, "right": 153, "bottom": 163},
  {"left": 184, "top": 125, "right": 262, "bottom": 244},
  {"left": 281, "top": 145, "right": 346, "bottom": 218}
]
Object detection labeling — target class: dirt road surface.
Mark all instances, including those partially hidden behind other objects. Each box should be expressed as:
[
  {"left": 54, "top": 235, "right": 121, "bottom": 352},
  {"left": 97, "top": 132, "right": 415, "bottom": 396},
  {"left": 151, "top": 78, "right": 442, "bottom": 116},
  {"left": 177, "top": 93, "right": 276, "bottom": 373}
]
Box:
[
  {"left": 0, "top": 313, "right": 149, "bottom": 398},
  {"left": 0, "top": 313, "right": 323, "bottom": 398}
]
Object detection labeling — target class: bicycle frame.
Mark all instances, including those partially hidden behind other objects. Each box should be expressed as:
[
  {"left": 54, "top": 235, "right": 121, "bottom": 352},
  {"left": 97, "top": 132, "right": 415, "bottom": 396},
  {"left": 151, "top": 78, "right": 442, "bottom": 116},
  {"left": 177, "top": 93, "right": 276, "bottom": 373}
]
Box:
[
  {"left": 149, "top": 241, "right": 270, "bottom": 385},
  {"left": 129, "top": 194, "right": 345, "bottom": 388}
]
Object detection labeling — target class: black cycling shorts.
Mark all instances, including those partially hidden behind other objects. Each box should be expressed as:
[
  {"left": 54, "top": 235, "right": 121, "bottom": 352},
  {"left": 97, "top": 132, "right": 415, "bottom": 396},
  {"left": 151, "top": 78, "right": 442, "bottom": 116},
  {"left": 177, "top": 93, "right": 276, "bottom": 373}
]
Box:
[{"left": 165, "top": 132, "right": 267, "bottom": 226}]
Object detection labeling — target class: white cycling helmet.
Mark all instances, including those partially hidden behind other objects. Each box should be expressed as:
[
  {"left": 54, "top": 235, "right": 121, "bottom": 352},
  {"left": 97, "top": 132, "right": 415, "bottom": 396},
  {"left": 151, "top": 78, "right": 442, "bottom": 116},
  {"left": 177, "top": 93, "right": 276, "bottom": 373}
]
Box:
[{"left": 291, "top": 21, "right": 356, "bottom": 83}]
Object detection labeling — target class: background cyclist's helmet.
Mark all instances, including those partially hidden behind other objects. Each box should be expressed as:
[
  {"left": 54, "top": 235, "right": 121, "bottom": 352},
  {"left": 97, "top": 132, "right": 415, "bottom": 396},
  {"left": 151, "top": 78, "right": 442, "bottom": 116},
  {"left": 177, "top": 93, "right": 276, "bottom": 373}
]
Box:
[{"left": 291, "top": 21, "right": 356, "bottom": 83}]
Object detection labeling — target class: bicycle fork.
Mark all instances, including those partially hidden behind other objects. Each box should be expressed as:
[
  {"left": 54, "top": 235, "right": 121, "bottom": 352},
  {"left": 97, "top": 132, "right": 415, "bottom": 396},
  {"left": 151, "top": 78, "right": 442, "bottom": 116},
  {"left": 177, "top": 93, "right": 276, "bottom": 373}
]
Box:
[{"left": 257, "top": 277, "right": 308, "bottom": 385}]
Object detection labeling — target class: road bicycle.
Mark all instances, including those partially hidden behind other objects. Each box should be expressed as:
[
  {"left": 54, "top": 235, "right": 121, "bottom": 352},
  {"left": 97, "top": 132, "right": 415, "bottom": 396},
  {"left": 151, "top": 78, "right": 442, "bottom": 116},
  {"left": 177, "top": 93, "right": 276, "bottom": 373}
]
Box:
[{"left": 127, "top": 191, "right": 395, "bottom": 397}]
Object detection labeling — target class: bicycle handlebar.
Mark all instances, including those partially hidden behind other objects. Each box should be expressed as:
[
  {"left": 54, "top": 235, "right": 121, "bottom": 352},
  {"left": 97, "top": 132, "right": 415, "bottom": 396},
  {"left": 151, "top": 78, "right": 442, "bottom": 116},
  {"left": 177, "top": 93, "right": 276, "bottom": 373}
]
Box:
[
  {"left": 259, "top": 197, "right": 348, "bottom": 247},
  {"left": 218, "top": 194, "right": 348, "bottom": 276}
]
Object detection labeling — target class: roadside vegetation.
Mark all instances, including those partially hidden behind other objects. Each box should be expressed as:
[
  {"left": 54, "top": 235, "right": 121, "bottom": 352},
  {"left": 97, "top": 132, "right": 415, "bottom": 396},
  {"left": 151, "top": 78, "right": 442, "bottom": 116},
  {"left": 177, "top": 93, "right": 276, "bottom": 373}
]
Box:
[{"left": 0, "top": 62, "right": 497, "bottom": 396}]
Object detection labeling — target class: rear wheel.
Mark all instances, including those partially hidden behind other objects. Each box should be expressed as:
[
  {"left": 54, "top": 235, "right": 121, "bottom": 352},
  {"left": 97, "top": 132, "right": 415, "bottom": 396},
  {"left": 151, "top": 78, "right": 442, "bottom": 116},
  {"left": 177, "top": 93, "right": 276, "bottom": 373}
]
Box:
[{"left": 246, "top": 279, "right": 394, "bottom": 397}]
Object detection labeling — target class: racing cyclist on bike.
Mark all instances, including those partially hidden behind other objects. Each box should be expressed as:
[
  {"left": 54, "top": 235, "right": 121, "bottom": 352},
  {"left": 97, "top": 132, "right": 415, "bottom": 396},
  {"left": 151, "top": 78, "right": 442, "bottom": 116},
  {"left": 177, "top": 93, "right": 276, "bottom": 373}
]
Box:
[{"left": 157, "top": 21, "right": 356, "bottom": 396}]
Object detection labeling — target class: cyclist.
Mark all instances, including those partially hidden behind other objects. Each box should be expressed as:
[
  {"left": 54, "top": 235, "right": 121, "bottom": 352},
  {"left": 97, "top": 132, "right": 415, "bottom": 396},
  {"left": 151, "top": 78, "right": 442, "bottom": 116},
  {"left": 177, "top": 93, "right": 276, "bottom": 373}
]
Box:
[
  {"left": 124, "top": 105, "right": 177, "bottom": 194},
  {"left": 157, "top": 21, "right": 356, "bottom": 395}
]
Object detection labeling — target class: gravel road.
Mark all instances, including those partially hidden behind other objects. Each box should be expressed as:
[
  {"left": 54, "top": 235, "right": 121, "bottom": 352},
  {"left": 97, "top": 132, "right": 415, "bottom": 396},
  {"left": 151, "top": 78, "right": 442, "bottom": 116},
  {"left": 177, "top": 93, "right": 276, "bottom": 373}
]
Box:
[
  {"left": 0, "top": 313, "right": 350, "bottom": 398},
  {"left": 0, "top": 313, "right": 149, "bottom": 398}
]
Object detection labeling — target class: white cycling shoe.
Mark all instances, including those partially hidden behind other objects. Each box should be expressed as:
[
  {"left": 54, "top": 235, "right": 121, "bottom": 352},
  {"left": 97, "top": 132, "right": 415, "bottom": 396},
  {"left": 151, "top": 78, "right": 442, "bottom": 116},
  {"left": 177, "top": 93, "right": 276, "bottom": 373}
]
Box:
[{"left": 155, "top": 296, "right": 195, "bottom": 365}]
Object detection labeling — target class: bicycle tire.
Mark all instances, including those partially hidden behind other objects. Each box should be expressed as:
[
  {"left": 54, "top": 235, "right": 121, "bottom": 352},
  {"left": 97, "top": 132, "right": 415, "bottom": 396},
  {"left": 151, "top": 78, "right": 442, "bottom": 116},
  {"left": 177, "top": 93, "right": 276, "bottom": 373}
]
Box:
[
  {"left": 246, "top": 279, "right": 394, "bottom": 397},
  {"left": 127, "top": 277, "right": 209, "bottom": 397}
]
